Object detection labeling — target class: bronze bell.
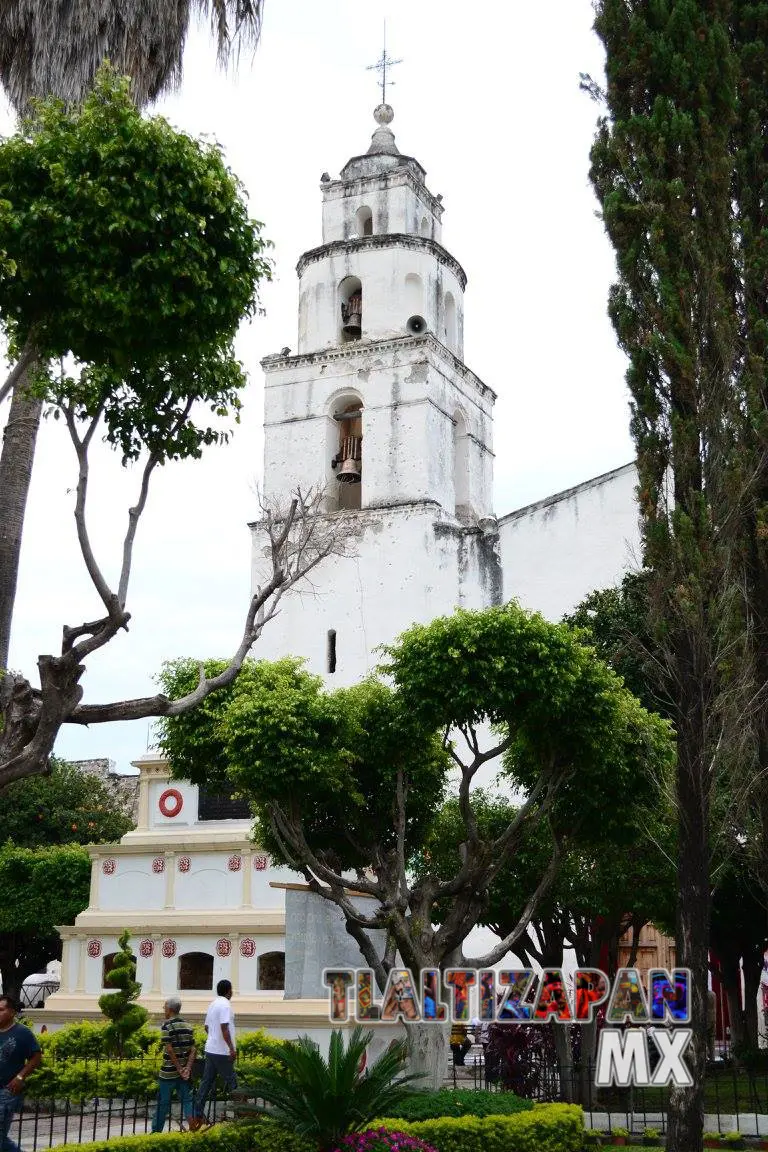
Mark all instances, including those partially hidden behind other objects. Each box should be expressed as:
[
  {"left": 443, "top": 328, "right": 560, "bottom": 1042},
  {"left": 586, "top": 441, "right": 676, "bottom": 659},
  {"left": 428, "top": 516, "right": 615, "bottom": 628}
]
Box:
[
  {"left": 337, "top": 456, "right": 362, "bottom": 484},
  {"left": 342, "top": 292, "right": 362, "bottom": 336}
]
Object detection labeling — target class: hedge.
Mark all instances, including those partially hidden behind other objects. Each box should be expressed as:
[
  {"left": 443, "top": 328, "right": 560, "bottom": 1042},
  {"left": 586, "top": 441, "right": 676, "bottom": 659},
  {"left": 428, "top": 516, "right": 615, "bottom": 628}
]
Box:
[
  {"left": 381, "top": 1088, "right": 533, "bottom": 1121},
  {"left": 376, "top": 1104, "right": 585, "bottom": 1152},
  {"left": 53, "top": 1121, "right": 313, "bottom": 1152},
  {"left": 50, "top": 1104, "right": 583, "bottom": 1152},
  {"left": 25, "top": 1055, "right": 278, "bottom": 1102},
  {"left": 38, "top": 1022, "right": 288, "bottom": 1065}
]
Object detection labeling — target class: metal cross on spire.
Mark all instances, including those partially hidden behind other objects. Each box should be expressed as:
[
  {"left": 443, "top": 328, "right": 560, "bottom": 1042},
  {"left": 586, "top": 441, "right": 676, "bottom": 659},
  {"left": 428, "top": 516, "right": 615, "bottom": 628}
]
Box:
[{"left": 367, "top": 22, "right": 402, "bottom": 105}]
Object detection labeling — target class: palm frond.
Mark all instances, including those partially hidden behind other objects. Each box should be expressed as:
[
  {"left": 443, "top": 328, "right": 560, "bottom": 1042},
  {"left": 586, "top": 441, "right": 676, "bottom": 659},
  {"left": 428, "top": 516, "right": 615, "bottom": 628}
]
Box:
[
  {"left": 0, "top": 0, "right": 264, "bottom": 111},
  {"left": 243, "top": 1027, "right": 424, "bottom": 1146}
]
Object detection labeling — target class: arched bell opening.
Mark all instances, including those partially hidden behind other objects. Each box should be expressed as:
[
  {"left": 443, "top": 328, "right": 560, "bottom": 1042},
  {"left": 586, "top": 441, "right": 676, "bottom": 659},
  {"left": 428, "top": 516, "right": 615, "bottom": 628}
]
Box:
[
  {"left": 356, "top": 205, "right": 373, "bottom": 237},
  {"left": 328, "top": 394, "right": 363, "bottom": 512},
  {"left": 453, "top": 410, "right": 470, "bottom": 519},
  {"left": 339, "top": 276, "right": 362, "bottom": 343}
]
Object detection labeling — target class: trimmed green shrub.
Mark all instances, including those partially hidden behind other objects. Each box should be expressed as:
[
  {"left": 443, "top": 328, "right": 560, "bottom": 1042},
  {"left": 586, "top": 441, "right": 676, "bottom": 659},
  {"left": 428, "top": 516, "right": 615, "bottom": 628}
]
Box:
[
  {"left": 37, "top": 1022, "right": 286, "bottom": 1064},
  {"left": 25, "top": 1054, "right": 277, "bottom": 1101},
  {"left": 54, "top": 1120, "right": 313, "bottom": 1152},
  {"left": 381, "top": 1088, "right": 533, "bottom": 1122},
  {"left": 377, "top": 1103, "right": 585, "bottom": 1152}
]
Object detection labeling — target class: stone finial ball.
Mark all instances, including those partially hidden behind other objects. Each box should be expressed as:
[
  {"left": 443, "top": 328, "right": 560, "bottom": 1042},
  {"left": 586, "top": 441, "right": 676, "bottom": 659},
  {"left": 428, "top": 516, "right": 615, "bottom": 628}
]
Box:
[{"left": 374, "top": 103, "right": 394, "bottom": 125}]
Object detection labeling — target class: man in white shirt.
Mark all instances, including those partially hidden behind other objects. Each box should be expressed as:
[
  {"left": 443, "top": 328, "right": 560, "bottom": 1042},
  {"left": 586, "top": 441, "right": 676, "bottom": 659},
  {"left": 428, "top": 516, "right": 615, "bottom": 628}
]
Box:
[{"left": 189, "top": 979, "right": 236, "bottom": 1129}]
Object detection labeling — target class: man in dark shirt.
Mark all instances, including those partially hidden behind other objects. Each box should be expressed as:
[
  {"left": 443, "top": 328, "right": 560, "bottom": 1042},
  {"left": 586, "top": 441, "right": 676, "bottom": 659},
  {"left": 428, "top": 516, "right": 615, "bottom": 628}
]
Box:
[
  {"left": 0, "top": 995, "right": 42, "bottom": 1152},
  {"left": 151, "top": 996, "right": 196, "bottom": 1133}
]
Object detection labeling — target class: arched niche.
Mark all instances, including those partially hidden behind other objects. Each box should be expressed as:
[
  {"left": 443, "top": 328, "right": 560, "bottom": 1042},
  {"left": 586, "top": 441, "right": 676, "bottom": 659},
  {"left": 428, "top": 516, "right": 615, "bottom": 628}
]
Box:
[
  {"left": 405, "top": 273, "right": 423, "bottom": 322},
  {"left": 356, "top": 205, "right": 373, "bottom": 236},
  {"left": 178, "top": 951, "right": 214, "bottom": 991},
  {"left": 258, "top": 951, "right": 285, "bottom": 991},
  {"left": 420, "top": 215, "right": 430, "bottom": 238},
  {"left": 339, "top": 276, "right": 362, "bottom": 344},
  {"left": 101, "top": 952, "right": 118, "bottom": 988},
  {"left": 453, "top": 410, "right": 470, "bottom": 517},
  {"left": 444, "top": 291, "right": 457, "bottom": 352},
  {"left": 328, "top": 393, "right": 363, "bottom": 512}
]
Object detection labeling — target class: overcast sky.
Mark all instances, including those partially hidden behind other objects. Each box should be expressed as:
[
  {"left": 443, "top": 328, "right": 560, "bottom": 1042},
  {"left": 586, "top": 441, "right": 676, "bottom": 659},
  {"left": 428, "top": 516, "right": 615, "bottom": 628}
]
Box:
[{"left": 2, "top": 0, "right": 633, "bottom": 773}]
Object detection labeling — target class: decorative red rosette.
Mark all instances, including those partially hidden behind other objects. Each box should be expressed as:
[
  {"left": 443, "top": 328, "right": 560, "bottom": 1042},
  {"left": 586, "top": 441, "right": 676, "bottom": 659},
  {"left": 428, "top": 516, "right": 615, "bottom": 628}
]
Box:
[
  {"left": 240, "top": 938, "right": 256, "bottom": 958},
  {"left": 152, "top": 856, "right": 165, "bottom": 874},
  {"left": 102, "top": 857, "right": 117, "bottom": 875},
  {"left": 87, "top": 939, "right": 102, "bottom": 958},
  {"left": 158, "top": 788, "right": 183, "bottom": 818},
  {"left": 139, "top": 939, "right": 154, "bottom": 958},
  {"left": 253, "top": 854, "right": 269, "bottom": 871},
  {"left": 216, "top": 938, "right": 232, "bottom": 958},
  {"left": 227, "top": 855, "right": 242, "bottom": 872},
  {"left": 161, "top": 938, "right": 176, "bottom": 958},
  {"left": 177, "top": 855, "right": 191, "bottom": 873}
]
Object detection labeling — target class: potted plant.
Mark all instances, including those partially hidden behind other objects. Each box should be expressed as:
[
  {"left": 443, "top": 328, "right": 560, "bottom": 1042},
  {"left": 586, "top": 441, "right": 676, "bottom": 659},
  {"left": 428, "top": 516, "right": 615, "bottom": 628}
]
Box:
[
  {"left": 643, "top": 1128, "right": 662, "bottom": 1147},
  {"left": 610, "top": 1127, "right": 630, "bottom": 1147},
  {"left": 584, "top": 1131, "right": 604, "bottom": 1147},
  {"left": 703, "top": 1137, "right": 721, "bottom": 1149},
  {"left": 719, "top": 1134, "right": 745, "bottom": 1150}
]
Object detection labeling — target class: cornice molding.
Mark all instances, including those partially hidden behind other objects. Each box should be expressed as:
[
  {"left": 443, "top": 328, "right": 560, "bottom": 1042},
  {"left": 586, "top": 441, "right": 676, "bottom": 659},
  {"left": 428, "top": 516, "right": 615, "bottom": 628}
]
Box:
[
  {"left": 261, "top": 332, "right": 495, "bottom": 402},
  {"left": 296, "top": 233, "right": 466, "bottom": 290},
  {"left": 322, "top": 165, "right": 444, "bottom": 219}
]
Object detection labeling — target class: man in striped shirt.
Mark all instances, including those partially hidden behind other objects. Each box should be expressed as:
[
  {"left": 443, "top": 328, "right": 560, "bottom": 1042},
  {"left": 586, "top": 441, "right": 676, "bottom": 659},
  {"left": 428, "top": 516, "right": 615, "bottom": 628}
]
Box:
[{"left": 152, "top": 997, "right": 196, "bottom": 1133}]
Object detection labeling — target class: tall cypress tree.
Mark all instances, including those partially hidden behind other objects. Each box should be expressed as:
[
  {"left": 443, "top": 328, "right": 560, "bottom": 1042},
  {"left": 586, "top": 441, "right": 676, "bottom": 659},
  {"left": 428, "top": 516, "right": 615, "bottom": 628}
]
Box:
[{"left": 588, "top": 3, "right": 741, "bottom": 1149}]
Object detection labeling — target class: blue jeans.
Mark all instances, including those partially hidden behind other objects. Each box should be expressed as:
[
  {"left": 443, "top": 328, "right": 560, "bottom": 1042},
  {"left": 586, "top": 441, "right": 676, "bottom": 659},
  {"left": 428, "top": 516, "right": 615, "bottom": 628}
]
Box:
[
  {"left": 0, "top": 1088, "right": 22, "bottom": 1152},
  {"left": 193, "top": 1053, "right": 237, "bottom": 1120},
  {"left": 152, "top": 1076, "right": 193, "bottom": 1133}
]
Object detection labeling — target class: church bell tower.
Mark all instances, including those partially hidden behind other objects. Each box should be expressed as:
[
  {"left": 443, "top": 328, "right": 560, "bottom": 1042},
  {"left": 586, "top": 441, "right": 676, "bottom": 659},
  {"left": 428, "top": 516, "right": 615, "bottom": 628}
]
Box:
[{"left": 252, "top": 101, "right": 501, "bottom": 683}]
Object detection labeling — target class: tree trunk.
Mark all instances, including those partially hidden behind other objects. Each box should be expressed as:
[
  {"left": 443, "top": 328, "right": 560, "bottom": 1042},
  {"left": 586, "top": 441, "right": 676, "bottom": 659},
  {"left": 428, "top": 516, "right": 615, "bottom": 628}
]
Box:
[
  {"left": 743, "top": 965, "right": 760, "bottom": 1052},
  {"left": 0, "top": 371, "right": 43, "bottom": 670},
  {"left": 551, "top": 1022, "right": 574, "bottom": 1103},
  {"left": 720, "top": 956, "right": 745, "bottom": 1051},
  {"left": 403, "top": 1021, "right": 450, "bottom": 1092},
  {"left": 667, "top": 740, "right": 710, "bottom": 1152}
]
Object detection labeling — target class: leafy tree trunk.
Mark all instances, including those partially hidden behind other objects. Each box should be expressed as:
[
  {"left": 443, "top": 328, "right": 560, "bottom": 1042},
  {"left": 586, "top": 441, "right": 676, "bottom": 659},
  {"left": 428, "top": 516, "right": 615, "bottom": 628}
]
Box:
[
  {"left": 0, "top": 371, "right": 42, "bottom": 670},
  {"left": 403, "top": 1022, "right": 450, "bottom": 1092}
]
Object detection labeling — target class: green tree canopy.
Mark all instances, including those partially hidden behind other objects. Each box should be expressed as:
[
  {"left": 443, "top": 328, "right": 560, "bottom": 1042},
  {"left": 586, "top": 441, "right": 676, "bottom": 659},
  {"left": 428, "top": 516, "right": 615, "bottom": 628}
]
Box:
[
  {"left": 0, "top": 841, "right": 91, "bottom": 1002},
  {"left": 2, "top": 757, "right": 134, "bottom": 847},
  {"left": 159, "top": 606, "right": 674, "bottom": 1028}
]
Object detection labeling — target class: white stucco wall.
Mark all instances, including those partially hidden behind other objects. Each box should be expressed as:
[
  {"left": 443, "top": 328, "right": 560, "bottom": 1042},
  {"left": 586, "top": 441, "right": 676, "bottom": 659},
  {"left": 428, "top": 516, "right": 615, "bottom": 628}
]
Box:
[
  {"left": 321, "top": 167, "right": 443, "bottom": 245},
  {"left": 252, "top": 503, "right": 501, "bottom": 685},
  {"left": 296, "top": 240, "right": 465, "bottom": 356},
  {"left": 499, "top": 463, "right": 641, "bottom": 619},
  {"left": 261, "top": 336, "right": 493, "bottom": 519}
]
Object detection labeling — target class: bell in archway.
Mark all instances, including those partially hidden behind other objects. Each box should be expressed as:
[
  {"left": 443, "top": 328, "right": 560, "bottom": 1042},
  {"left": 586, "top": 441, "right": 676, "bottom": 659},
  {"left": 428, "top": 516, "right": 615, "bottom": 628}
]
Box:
[
  {"left": 342, "top": 292, "right": 362, "bottom": 337},
  {"left": 336, "top": 457, "right": 362, "bottom": 484}
]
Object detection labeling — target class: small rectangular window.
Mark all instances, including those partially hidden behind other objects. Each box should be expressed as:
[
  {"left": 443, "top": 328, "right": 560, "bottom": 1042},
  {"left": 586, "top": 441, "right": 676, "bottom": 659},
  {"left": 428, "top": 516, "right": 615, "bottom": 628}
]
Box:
[{"left": 327, "top": 629, "right": 337, "bottom": 674}]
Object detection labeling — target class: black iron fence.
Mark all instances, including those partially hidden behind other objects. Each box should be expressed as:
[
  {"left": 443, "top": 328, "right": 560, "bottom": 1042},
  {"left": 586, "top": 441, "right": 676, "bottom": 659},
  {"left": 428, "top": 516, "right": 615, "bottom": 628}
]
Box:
[
  {"left": 9, "top": 1049, "right": 768, "bottom": 1150},
  {"left": 447, "top": 1047, "right": 768, "bottom": 1136}
]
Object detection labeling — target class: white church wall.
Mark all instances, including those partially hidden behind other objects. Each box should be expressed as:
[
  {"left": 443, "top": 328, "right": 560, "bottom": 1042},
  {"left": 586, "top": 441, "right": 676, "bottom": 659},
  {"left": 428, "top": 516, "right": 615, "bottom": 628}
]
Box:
[
  {"left": 499, "top": 463, "right": 641, "bottom": 619},
  {"left": 296, "top": 244, "right": 464, "bottom": 353},
  {"left": 261, "top": 339, "right": 492, "bottom": 516},
  {"left": 321, "top": 173, "right": 442, "bottom": 245},
  {"left": 253, "top": 504, "right": 499, "bottom": 685}
]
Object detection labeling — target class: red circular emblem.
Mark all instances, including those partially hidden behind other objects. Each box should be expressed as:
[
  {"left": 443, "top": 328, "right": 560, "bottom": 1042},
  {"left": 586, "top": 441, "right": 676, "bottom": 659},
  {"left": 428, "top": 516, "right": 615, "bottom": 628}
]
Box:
[
  {"left": 87, "top": 939, "right": 102, "bottom": 958},
  {"left": 240, "top": 938, "right": 256, "bottom": 958},
  {"left": 161, "top": 939, "right": 176, "bottom": 958},
  {"left": 227, "top": 855, "right": 242, "bottom": 872},
  {"left": 253, "top": 854, "right": 269, "bottom": 871},
  {"left": 216, "top": 938, "right": 232, "bottom": 958},
  {"left": 152, "top": 856, "right": 165, "bottom": 874},
  {"left": 159, "top": 789, "right": 183, "bottom": 818},
  {"left": 177, "top": 855, "right": 191, "bottom": 873},
  {"left": 139, "top": 939, "right": 154, "bottom": 958},
  {"left": 102, "top": 858, "right": 117, "bottom": 875}
]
